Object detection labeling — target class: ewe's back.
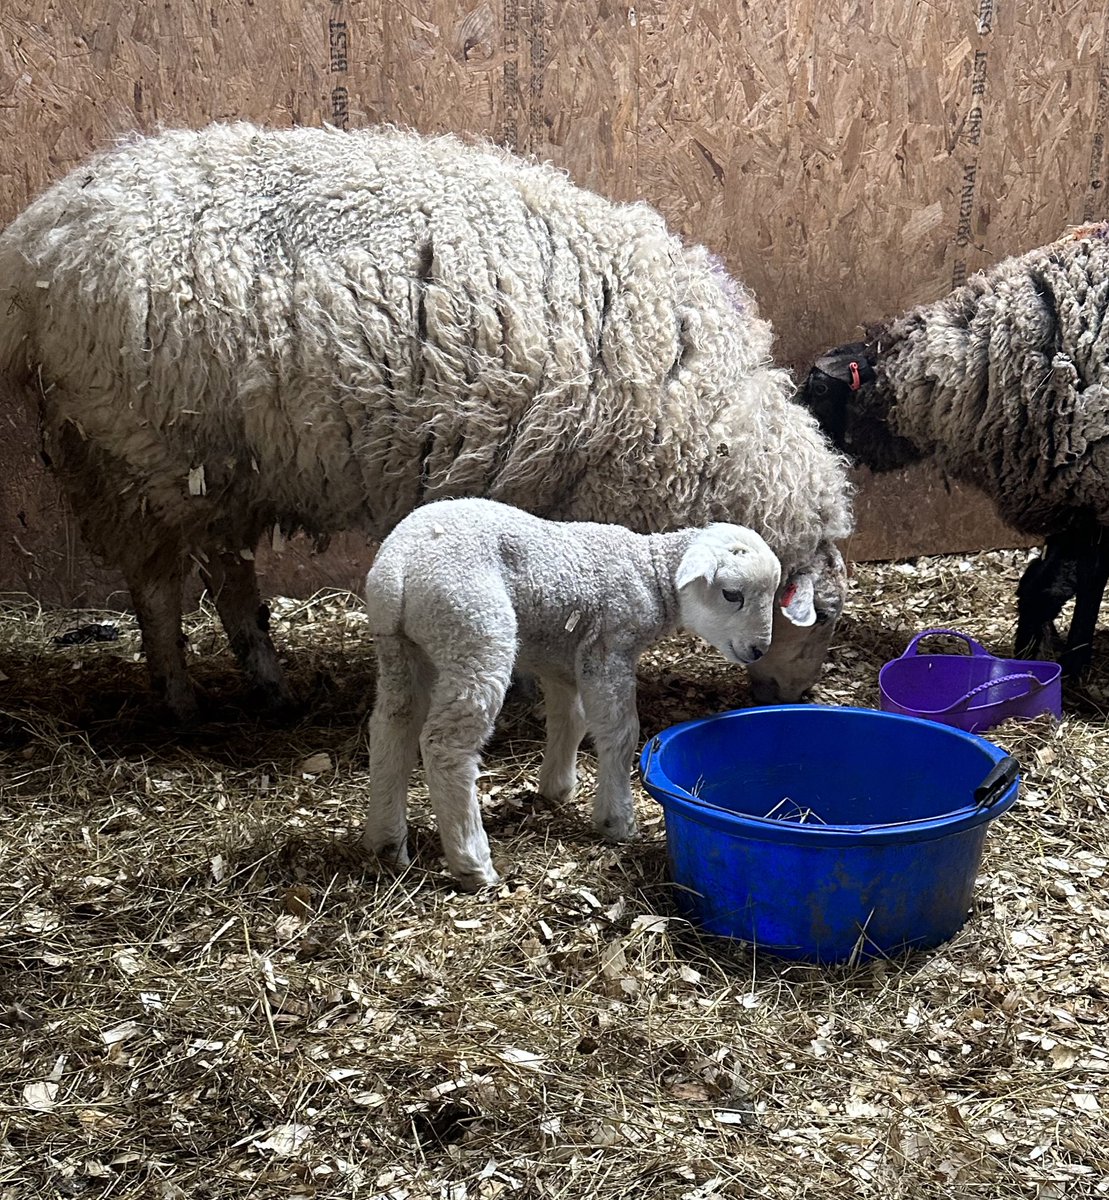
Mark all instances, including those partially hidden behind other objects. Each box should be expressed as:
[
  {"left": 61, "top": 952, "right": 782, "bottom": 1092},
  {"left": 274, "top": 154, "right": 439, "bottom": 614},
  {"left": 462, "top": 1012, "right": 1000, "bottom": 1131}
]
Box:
[{"left": 0, "top": 125, "right": 765, "bottom": 532}]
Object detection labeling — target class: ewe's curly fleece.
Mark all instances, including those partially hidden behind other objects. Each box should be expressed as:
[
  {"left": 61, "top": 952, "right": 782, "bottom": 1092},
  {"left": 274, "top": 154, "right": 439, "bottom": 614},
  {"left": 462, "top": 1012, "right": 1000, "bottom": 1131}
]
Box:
[
  {"left": 0, "top": 122, "right": 849, "bottom": 574},
  {"left": 872, "top": 223, "right": 1109, "bottom": 535}
]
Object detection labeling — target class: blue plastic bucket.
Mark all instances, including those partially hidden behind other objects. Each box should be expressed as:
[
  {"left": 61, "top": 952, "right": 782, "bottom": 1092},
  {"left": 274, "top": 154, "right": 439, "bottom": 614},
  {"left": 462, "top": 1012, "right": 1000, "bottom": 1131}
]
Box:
[{"left": 639, "top": 706, "right": 1019, "bottom": 963}]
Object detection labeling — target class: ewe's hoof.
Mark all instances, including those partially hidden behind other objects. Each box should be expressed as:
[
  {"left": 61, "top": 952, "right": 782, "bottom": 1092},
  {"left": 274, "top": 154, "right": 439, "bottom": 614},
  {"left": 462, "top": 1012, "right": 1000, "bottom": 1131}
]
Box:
[
  {"left": 163, "top": 690, "right": 202, "bottom": 726},
  {"left": 1060, "top": 649, "right": 1093, "bottom": 680},
  {"left": 244, "top": 682, "right": 302, "bottom": 723}
]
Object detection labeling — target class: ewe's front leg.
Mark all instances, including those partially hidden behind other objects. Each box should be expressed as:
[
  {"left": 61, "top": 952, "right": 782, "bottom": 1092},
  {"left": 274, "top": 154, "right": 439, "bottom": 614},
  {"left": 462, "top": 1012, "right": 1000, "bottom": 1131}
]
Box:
[
  {"left": 420, "top": 664, "right": 512, "bottom": 891},
  {"left": 200, "top": 549, "right": 295, "bottom": 711},
  {"left": 578, "top": 656, "right": 640, "bottom": 843},
  {"left": 364, "top": 637, "right": 430, "bottom": 870},
  {"left": 536, "top": 675, "right": 588, "bottom": 802},
  {"left": 124, "top": 556, "right": 197, "bottom": 723}
]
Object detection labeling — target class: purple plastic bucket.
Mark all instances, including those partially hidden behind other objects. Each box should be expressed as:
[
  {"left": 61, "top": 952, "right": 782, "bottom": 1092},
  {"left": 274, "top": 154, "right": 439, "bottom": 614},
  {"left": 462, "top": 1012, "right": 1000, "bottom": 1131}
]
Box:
[{"left": 879, "top": 628, "right": 1062, "bottom": 734}]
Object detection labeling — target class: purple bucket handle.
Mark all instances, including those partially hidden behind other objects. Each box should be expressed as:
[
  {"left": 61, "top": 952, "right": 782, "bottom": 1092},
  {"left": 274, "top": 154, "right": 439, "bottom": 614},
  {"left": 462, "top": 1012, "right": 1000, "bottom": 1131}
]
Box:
[
  {"left": 899, "top": 628, "right": 993, "bottom": 659},
  {"left": 940, "top": 672, "right": 1044, "bottom": 714}
]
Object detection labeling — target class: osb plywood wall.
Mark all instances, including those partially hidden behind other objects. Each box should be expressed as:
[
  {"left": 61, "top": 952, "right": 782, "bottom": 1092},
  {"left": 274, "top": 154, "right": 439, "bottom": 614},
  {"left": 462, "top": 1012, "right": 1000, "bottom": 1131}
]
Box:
[{"left": 1, "top": 0, "right": 1106, "bottom": 602}]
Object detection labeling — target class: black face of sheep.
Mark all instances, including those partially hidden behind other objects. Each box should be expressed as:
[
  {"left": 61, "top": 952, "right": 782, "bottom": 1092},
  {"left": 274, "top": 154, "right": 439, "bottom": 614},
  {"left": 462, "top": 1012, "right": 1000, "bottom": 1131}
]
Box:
[{"left": 800, "top": 343, "right": 925, "bottom": 473}]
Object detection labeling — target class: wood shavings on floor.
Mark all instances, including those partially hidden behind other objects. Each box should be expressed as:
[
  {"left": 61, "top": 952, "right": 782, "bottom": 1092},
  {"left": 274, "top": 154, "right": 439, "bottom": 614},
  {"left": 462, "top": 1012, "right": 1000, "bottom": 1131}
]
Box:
[{"left": 1, "top": 548, "right": 1107, "bottom": 1199}]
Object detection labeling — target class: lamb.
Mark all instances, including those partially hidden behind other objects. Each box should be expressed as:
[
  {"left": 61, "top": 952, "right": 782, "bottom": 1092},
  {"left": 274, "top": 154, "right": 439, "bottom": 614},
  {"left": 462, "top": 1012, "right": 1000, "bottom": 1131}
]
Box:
[
  {"left": 0, "top": 121, "right": 852, "bottom": 719},
  {"left": 799, "top": 222, "right": 1109, "bottom": 677},
  {"left": 362, "top": 498, "right": 791, "bottom": 890}
]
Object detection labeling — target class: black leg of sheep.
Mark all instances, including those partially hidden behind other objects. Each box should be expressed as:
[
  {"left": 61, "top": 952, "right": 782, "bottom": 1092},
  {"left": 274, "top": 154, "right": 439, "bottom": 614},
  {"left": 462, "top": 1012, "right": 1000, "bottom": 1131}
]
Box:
[
  {"left": 1060, "top": 535, "right": 1109, "bottom": 679},
  {"left": 1015, "top": 525, "right": 1109, "bottom": 678},
  {"left": 1015, "top": 537, "right": 1077, "bottom": 661}
]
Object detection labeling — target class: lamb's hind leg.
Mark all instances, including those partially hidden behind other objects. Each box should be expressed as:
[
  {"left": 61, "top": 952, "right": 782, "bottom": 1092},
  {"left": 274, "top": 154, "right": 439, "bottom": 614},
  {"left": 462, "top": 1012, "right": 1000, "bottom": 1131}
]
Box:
[
  {"left": 419, "top": 644, "right": 514, "bottom": 892},
  {"left": 363, "top": 635, "right": 431, "bottom": 870},
  {"left": 199, "top": 549, "right": 294, "bottom": 711},
  {"left": 123, "top": 551, "right": 197, "bottom": 723}
]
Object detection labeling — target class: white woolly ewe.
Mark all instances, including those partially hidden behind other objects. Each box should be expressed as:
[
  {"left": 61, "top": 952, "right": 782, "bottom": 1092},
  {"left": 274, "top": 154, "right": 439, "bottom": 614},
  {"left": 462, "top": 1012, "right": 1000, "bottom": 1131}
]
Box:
[
  {"left": 362, "top": 498, "right": 787, "bottom": 890},
  {"left": 0, "top": 121, "right": 852, "bottom": 719}
]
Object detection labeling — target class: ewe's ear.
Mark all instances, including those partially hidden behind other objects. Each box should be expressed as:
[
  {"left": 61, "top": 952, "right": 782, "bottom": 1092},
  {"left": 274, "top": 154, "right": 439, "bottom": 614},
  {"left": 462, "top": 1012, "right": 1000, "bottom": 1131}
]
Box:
[
  {"left": 675, "top": 544, "right": 719, "bottom": 591},
  {"left": 779, "top": 574, "right": 817, "bottom": 627}
]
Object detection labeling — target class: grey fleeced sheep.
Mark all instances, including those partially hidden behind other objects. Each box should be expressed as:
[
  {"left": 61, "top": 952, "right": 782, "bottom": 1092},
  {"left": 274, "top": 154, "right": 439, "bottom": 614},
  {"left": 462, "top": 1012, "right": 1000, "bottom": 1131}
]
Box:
[
  {"left": 0, "top": 121, "right": 852, "bottom": 718},
  {"left": 363, "top": 498, "right": 788, "bottom": 890},
  {"left": 801, "top": 222, "right": 1109, "bottom": 676}
]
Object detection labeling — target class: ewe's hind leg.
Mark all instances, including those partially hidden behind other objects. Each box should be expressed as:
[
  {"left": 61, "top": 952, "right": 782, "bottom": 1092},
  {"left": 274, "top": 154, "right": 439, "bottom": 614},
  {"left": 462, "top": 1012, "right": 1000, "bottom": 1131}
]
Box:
[
  {"left": 420, "top": 650, "right": 514, "bottom": 892},
  {"left": 1015, "top": 540, "right": 1075, "bottom": 659},
  {"left": 577, "top": 656, "right": 640, "bottom": 843},
  {"left": 123, "top": 556, "right": 196, "bottom": 722},
  {"left": 200, "top": 550, "right": 293, "bottom": 709},
  {"left": 1061, "top": 540, "right": 1109, "bottom": 678},
  {"left": 363, "top": 636, "right": 431, "bottom": 869},
  {"left": 536, "top": 676, "right": 587, "bottom": 802},
  {"left": 50, "top": 425, "right": 195, "bottom": 720}
]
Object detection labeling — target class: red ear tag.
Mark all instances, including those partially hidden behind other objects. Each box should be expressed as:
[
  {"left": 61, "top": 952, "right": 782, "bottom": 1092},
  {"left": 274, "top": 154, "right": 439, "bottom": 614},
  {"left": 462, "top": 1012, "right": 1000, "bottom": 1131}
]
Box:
[
  {"left": 849, "top": 361, "right": 862, "bottom": 391},
  {"left": 780, "top": 581, "right": 798, "bottom": 608}
]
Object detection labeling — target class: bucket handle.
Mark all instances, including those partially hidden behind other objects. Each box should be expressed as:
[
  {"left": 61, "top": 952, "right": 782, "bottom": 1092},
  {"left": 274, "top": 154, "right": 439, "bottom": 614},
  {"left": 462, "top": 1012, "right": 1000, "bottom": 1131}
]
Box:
[
  {"left": 857, "top": 754, "right": 1021, "bottom": 828},
  {"left": 939, "top": 671, "right": 1046, "bottom": 714},
  {"left": 974, "top": 756, "right": 1020, "bottom": 809},
  {"left": 899, "top": 628, "right": 994, "bottom": 659}
]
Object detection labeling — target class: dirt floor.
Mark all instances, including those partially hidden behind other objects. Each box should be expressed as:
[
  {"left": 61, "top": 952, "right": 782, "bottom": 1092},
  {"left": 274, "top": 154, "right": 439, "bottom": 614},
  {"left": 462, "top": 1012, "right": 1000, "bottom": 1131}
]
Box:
[{"left": 1, "top": 549, "right": 1108, "bottom": 1200}]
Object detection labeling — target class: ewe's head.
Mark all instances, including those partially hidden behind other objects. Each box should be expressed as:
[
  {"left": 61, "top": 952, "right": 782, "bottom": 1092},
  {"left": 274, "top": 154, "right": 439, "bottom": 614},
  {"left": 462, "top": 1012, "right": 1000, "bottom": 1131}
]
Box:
[
  {"left": 800, "top": 340, "right": 922, "bottom": 473},
  {"left": 675, "top": 525, "right": 781, "bottom": 666},
  {"left": 747, "top": 542, "right": 848, "bottom": 704}
]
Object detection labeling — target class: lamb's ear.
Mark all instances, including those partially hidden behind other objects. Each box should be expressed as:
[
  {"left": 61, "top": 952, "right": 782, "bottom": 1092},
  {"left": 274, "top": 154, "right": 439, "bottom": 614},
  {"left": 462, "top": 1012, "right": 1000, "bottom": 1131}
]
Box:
[
  {"left": 779, "top": 574, "right": 817, "bottom": 627},
  {"left": 675, "top": 544, "right": 719, "bottom": 591}
]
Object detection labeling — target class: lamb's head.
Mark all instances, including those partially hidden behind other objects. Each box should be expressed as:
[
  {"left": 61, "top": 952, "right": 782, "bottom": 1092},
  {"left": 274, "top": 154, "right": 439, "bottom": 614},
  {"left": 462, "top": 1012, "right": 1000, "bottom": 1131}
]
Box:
[
  {"left": 800, "top": 340, "right": 923, "bottom": 473},
  {"left": 675, "top": 525, "right": 781, "bottom": 666},
  {"left": 747, "top": 542, "right": 848, "bottom": 703}
]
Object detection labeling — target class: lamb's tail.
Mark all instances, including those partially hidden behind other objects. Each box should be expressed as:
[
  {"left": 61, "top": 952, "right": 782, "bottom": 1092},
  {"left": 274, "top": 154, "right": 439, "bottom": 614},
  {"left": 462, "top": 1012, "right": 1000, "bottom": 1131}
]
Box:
[{"left": 364, "top": 546, "right": 407, "bottom": 636}]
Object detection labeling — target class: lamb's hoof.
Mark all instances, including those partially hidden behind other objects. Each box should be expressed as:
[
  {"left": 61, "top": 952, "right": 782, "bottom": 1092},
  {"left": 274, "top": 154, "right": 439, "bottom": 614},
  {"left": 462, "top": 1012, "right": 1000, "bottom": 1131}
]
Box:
[
  {"left": 452, "top": 865, "right": 502, "bottom": 893},
  {"left": 365, "top": 838, "right": 411, "bottom": 873},
  {"left": 595, "top": 814, "right": 639, "bottom": 843},
  {"left": 537, "top": 783, "right": 575, "bottom": 806}
]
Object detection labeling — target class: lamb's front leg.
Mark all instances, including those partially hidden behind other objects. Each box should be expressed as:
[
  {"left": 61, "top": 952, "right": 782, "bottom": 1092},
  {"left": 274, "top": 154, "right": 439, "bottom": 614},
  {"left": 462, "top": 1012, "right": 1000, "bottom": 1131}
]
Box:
[
  {"left": 536, "top": 675, "right": 587, "bottom": 802},
  {"left": 578, "top": 655, "right": 640, "bottom": 843}
]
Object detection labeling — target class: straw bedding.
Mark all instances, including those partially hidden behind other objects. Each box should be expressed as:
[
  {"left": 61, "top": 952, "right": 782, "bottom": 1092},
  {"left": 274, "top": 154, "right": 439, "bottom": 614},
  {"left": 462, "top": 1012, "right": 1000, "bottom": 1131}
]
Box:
[{"left": 1, "top": 549, "right": 1108, "bottom": 1199}]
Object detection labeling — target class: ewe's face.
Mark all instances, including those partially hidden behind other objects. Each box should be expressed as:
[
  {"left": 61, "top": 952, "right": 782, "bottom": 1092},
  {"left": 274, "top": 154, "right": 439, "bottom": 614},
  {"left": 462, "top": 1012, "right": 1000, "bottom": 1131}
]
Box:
[
  {"left": 747, "top": 547, "right": 847, "bottom": 703},
  {"left": 676, "top": 530, "right": 781, "bottom": 667},
  {"left": 801, "top": 343, "right": 923, "bottom": 474}
]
